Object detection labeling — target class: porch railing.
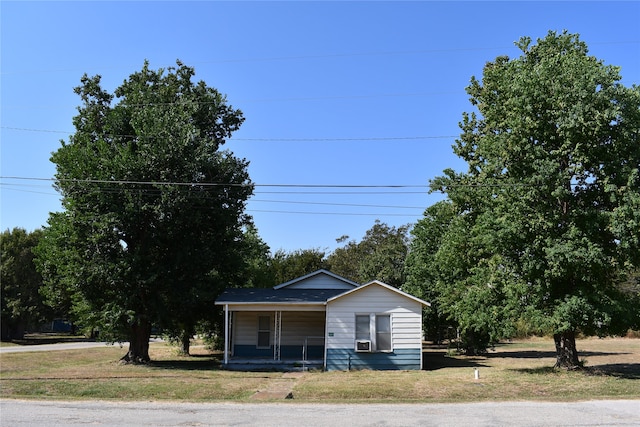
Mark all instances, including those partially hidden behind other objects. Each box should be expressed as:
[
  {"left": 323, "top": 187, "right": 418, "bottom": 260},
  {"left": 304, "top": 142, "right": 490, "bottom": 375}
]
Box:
[{"left": 302, "top": 336, "right": 325, "bottom": 370}]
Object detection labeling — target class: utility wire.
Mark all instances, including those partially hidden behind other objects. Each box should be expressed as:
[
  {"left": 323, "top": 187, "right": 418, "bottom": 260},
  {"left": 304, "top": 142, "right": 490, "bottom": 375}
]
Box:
[
  {"left": 0, "top": 181, "right": 429, "bottom": 217},
  {"left": 0, "top": 126, "right": 457, "bottom": 142},
  {"left": 1, "top": 91, "right": 459, "bottom": 110},
  {"left": 250, "top": 199, "right": 425, "bottom": 209},
  {"left": 0, "top": 181, "right": 431, "bottom": 195},
  {"left": 0, "top": 176, "right": 430, "bottom": 189},
  {"left": 1, "top": 183, "right": 427, "bottom": 216},
  {"left": 247, "top": 209, "right": 420, "bottom": 217},
  {"left": 0, "top": 176, "right": 593, "bottom": 190},
  {"left": 1, "top": 40, "right": 636, "bottom": 75}
]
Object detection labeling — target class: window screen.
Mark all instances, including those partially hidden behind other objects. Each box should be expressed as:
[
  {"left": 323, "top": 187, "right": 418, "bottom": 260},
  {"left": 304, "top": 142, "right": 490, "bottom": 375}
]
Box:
[
  {"left": 257, "top": 316, "right": 271, "bottom": 348},
  {"left": 376, "top": 315, "right": 392, "bottom": 351},
  {"left": 355, "top": 315, "right": 370, "bottom": 340}
]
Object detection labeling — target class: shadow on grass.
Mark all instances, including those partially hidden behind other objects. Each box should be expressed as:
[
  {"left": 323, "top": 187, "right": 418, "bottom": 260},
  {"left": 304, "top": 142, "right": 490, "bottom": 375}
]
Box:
[
  {"left": 486, "top": 350, "right": 626, "bottom": 359},
  {"left": 10, "top": 333, "right": 96, "bottom": 346},
  {"left": 513, "top": 363, "right": 640, "bottom": 380},
  {"left": 587, "top": 363, "right": 640, "bottom": 380},
  {"left": 422, "top": 347, "right": 489, "bottom": 371},
  {"left": 150, "top": 354, "right": 222, "bottom": 371},
  {"left": 512, "top": 366, "right": 557, "bottom": 375}
]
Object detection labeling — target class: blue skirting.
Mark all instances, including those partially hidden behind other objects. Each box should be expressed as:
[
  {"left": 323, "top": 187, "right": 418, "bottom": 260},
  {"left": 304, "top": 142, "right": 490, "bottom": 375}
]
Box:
[
  {"left": 234, "top": 344, "right": 324, "bottom": 359},
  {"left": 325, "top": 348, "right": 422, "bottom": 371}
]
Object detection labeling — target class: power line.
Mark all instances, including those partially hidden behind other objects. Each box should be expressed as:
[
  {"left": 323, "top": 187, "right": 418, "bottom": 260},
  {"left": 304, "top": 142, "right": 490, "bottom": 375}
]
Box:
[
  {"left": 255, "top": 190, "right": 429, "bottom": 195},
  {"left": 1, "top": 40, "right": 637, "bottom": 75},
  {"left": 2, "top": 127, "right": 70, "bottom": 134},
  {"left": 0, "top": 176, "right": 430, "bottom": 189},
  {"left": 0, "top": 179, "right": 429, "bottom": 217},
  {"left": 0, "top": 46, "right": 522, "bottom": 76},
  {"left": 1, "top": 91, "right": 459, "bottom": 110},
  {"left": 251, "top": 199, "right": 425, "bottom": 209},
  {"left": 0, "top": 182, "right": 430, "bottom": 206},
  {"left": 0, "top": 180, "right": 432, "bottom": 195},
  {"left": 0, "top": 183, "right": 426, "bottom": 216},
  {"left": 247, "top": 209, "right": 421, "bottom": 218},
  {"left": 0, "top": 126, "right": 458, "bottom": 142},
  {"left": 231, "top": 136, "right": 456, "bottom": 142},
  {"left": 0, "top": 176, "right": 595, "bottom": 190}
]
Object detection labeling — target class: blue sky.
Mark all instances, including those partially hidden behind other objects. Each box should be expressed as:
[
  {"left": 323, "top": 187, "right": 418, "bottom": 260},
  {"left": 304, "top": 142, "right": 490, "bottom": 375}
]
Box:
[{"left": 2, "top": 1, "right": 639, "bottom": 254}]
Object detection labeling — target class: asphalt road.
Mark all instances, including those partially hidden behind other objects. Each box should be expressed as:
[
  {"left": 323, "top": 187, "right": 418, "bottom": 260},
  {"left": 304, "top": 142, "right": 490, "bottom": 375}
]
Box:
[
  {"left": 1, "top": 399, "right": 639, "bottom": 426},
  {"left": 0, "top": 338, "right": 167, "bottom": 353},
  {"left": 0, "top": 342, "right": 113, "bottom": 353}
]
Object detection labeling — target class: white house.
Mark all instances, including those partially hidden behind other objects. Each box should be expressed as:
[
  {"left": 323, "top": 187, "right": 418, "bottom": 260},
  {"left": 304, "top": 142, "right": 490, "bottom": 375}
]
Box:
[{"left": 215, "top": 269, "right": 429, "bottom": 371}]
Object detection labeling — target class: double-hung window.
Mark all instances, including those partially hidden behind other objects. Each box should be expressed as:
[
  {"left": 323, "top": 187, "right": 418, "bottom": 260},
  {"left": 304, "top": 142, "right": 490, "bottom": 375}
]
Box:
[
  {"left": 355, "top": 313, "right": 392, "bottom": 352},
  {"left": 355, "top": 315, "right": 371, "bottom": 341},
  {"left": 375, "top": 315, "right": 392, "bottom": 351}
]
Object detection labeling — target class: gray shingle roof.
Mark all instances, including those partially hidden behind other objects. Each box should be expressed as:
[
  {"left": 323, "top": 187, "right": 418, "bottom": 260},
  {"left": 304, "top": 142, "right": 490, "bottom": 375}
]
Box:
[{"left": 215, "top": 288, "right": 346, "bottom": 305}]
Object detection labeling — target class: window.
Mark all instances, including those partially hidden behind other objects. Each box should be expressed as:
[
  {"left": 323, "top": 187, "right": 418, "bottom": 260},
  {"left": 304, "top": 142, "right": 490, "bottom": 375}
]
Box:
[
  {"left": 257, "top": 316, "right": 271, "bottom": 348},
  {"left": 355, "top": 313, "right": 392, "bottom": 352},
  {"left": 355, "top": 315, "right": 370, "bottom": 340},
  {"left": 376, "top": 315, "right": 392, "bottom": 351}
]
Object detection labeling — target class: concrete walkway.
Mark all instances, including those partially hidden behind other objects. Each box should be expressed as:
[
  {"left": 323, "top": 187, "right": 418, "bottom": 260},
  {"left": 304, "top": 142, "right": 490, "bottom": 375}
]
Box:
[{"left": 250, "top": 372, "right": 303, "bottom": 400}]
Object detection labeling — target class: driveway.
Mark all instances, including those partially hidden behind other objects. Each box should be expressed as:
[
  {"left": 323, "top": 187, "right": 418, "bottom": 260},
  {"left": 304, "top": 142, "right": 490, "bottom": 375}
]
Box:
[
  {"left": 0, "top": 342, "right": 113, "bottom": 353},
  {"left": 0, "top": 338, "right": 168, "bottom": 353},
  {"left": 1, "top": 399, "right": 639, "bottom": 426}
]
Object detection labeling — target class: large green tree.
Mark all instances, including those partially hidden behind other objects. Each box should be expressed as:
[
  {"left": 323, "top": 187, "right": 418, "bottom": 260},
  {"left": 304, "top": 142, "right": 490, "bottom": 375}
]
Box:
[
  {"left": 404, "top": 202, "right": 457, "bottom": 345},
  {"left": 1, "top": 228, "right": 50, "bottom": 341},
  {"left": 328, "top": 220, "right": 410, "bottom": 287},
  {"left": 165, "top": 224, "right": 272, "bottom": 355},
  {"left": 36, "top": 61, "right": 253, "bottom": 362},
  {"left": 405, "top": 200, "right": 518, "bottom": 352},
  {"left": 269, "top": 248, "right": 327, "bottom": 285},
  {"left": 430, "top": 31, "right": 640, "bottom": 367}
]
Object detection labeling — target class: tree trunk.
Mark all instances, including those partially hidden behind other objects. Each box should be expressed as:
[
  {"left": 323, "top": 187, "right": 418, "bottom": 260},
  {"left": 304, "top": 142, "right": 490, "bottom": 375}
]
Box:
[
  {"left": 553, "top": 331, "right": 581, "bottom": 369},
  {"left": 120, "top": 317, "right": 151, "bottom": 364},
  {"left": 0, "top": 320, "right": 10, "bottom": 342},
  {"left": 179, "top": 330, "right": 191, "bottom": 356},
  {"left": 12, "top": 321, "right": 26, "bottom": 340}
]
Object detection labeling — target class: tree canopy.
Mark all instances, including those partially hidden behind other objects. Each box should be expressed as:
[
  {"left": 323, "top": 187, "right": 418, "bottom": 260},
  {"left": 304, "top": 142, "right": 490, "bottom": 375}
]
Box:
[
  {"left": 35, "top": 61, "right": 253, "bottom": 362},
  {"left": 269, "top": 248, "right": 328, "bottom": 285},
  {"left": 1, "top": 228, "right": 49, "bottom": 341},
  {"left": 416, "top": 31, "right": 639, "bottom": 365},
  {"left": 328, "top": 220, "right": 410, "bottom": 287}
]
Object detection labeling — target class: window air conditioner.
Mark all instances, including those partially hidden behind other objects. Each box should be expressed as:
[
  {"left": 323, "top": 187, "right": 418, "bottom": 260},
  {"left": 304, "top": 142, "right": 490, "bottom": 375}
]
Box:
[{"left": 355, "top": 340, "right": 371, "bottom": 352}]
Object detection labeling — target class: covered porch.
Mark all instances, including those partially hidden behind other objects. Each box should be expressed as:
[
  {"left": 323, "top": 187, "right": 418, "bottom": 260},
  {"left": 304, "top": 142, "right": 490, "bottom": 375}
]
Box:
[{"left": 221, "top": 305, "right": 327, "bottom": 370}]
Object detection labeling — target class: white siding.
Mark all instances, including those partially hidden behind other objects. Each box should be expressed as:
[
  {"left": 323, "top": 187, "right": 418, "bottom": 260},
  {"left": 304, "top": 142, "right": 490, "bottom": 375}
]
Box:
[{"left": 325, "top": 284, "right": 423, "bottom": 350}]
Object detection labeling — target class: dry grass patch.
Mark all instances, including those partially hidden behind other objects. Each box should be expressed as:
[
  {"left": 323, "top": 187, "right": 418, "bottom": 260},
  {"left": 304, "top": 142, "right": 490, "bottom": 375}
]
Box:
[
  {"left": 1, "top": 338, "right": 638, "bottom": 403},
  {"left": 293, "top": 337, "right": 640, "bottom": 403},
  {"left": 1, "top": 343, "right": 282, "bottom": 401}
]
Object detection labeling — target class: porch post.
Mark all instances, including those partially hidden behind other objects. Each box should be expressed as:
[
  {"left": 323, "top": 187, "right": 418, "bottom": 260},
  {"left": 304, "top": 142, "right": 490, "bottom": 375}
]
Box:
[
  {"left": 273, "top": 310, "right": 282, "bottom": 361},
  {"left": 223, "top": 304, "right": 229, "bottom": 365}
]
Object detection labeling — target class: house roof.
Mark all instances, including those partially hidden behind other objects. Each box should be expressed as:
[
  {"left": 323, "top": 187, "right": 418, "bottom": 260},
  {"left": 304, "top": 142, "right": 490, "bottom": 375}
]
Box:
[
  {"left": 326, "top": 280, "right": 431, "bottom": 306},
  {"left": 273, "top": 269, "right": 360, "bottom": 290},
  {"left": 215, "top": 288, "right": 347, "bottom": 305},
  {"left": 214, "top": 271, "right": 430, "bottom": 307}
]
